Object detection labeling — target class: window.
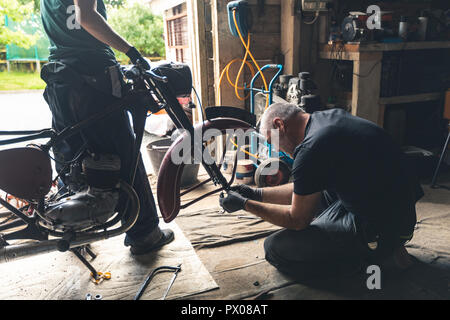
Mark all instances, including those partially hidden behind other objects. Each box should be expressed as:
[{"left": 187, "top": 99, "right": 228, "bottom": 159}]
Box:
[{"left": 166, "top": 9, "right": 190, "bottom": 64}]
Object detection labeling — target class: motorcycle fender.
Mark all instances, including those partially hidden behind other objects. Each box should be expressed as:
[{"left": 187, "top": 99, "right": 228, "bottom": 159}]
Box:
[{"left": 157, "top": 117, "right": 253, "bottom": 223}]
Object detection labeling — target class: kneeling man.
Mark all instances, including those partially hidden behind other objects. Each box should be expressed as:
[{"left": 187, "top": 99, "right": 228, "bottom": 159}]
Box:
[{"left": 220, "top": 103, "right": 423, "bottom": 280}]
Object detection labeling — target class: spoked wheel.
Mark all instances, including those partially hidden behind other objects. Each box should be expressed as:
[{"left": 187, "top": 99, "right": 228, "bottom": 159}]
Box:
[{"left": 254, "top": 158, "right": 291, "bottom": 187}]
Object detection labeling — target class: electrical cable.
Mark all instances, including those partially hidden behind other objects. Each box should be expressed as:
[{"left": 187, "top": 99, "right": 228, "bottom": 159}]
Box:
[
  {"left": 192, "top": 86, "right": 204, "bottom": 122},
  {"left": 149, "top": 66, "right": 206, "bottom": 122},
  {"left": 302, "top": 11, "right": 320, "bottom": 25}
]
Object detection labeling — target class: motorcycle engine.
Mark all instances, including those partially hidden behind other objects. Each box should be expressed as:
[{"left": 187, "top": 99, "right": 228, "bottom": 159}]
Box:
[{"left": 41, "top": 154, "right": 121, "bottom": 232}]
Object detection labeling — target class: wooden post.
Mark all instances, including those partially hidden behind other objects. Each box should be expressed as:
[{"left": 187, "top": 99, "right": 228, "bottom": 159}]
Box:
[
  {"left": 36, "top": 60, "right": 41, "bottom": 74},
  {"left": 187, "top": 0, "right": 208, "bottom": 123},
  {"left": 280, "top": 0, "right": 300, "bottom": 75},
  {"left": 351, "top": 52, "right": 383, "bottom": 125},
  {"left": 211, "top": 0, "right": 245, "bottom": 107}
]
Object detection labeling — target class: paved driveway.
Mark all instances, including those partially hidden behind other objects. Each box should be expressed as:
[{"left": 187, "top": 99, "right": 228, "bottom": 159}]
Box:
[
  {"left": 0, "top": 90, "right": 154, "bottom": 173},
  {"left": 0, "top": 91, "right": 51, "bottom": 150},
  {"left": 0, "top": 91, "right": 51, "bottom": 132}
]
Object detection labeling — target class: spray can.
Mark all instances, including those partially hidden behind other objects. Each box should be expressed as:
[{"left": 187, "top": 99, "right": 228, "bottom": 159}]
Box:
[
  {"left": 418, "top": 12, "right": 428, "bottom": 41},
  {"left": 398, "top": 16, "right": 408, "bottom": 40}
]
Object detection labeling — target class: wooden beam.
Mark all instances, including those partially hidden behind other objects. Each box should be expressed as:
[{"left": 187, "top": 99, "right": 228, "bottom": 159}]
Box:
[
  {"left": 320, "top": 40, "right": 450, "bottom": 55},
  {"left": 187, "top": 0, "right": 209, "bottom": 122},
  {"left": 379, "top": 92, "right": 442, "bottom": 105},
  {"left": 351, "top": 52, "right": 383, "bottom": 124},
  {"left": 280, "top": 0, "right": 300, "bottom": 75},
  {"left": 211, "top": 0, "right": 245, "bottom": 107},
  {"left": 319, "top": 50, "right": 360, "bottom": 61}
]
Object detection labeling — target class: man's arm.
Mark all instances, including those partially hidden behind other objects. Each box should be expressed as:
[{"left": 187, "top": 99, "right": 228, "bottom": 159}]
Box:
[
  {"left": 74, "top": 0, "right": 131, "bottom": 53},
  {"left": 261, "top": 183, "right": 294, "bottom": 205},
  {"left": 245, "top": 192, "right": 322, "bottom": 230}
]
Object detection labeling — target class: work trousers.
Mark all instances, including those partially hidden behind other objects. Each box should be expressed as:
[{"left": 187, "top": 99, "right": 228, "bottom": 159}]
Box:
[
  {"left": 43, "top": 78, "right": 159, "bottom": 244},
  {"left": 264, "top": 191, "right": 401, "bottom": 281}
]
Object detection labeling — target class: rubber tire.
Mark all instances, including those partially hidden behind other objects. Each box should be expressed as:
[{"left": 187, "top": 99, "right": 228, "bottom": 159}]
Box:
[{"left": 255, "top": 158, "right": 291, "bottom": 187}]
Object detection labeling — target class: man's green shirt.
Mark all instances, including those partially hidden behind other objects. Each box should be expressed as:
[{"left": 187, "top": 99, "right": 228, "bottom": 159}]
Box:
[{"left": 40, "top": 0, "right": 117, "bottom": 75}]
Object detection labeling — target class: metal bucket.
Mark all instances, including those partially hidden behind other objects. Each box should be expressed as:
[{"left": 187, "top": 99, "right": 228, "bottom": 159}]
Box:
[{"left": 146, "top": 138, "right": 199, "bottom": 188}]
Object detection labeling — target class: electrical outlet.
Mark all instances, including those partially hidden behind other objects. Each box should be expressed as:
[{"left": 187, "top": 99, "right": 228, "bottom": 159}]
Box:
[{"left": 301, "top": 0, "right": 332, "bottom": 12}]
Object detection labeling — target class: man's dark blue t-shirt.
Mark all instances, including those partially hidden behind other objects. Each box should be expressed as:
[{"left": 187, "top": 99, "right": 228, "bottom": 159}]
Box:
[{"left": 292, "top": 108, "right": 421, "bottom": 240}]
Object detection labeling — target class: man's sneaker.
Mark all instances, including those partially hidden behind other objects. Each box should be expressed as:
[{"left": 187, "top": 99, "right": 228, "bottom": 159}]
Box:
[{"left": 125, "top": 227, "right": 175, "bottom": 256}]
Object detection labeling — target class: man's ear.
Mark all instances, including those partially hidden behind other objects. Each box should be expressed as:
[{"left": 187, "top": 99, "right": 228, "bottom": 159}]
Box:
[{"left": 273, "top": 118, "right": 284, "bottom": 133}]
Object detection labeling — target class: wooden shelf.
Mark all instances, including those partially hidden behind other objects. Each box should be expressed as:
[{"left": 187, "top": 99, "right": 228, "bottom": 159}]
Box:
[
  {"left": 318, "top": 41, "right": 449, "bottom": 126},
  {"left": 379, "top": 92, "right": 442, "bottom": 105},
  {"left": 321, "top": 40, "right": 450, "bottom": 53},
  {"left": 320, "top": 41, "right": 450, "bottom": 61}
]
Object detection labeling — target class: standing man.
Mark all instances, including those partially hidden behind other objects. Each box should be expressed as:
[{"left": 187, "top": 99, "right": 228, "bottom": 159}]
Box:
[
  {"left": 220, "top": 103, "right": 423, "bottom": 280},
  {"left": 40, "top": 0, "right": 174, "bottom": 255}
]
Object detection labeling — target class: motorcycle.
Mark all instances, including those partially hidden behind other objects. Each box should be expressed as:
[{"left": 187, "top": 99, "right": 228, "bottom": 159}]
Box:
[{"left": 0, "top": 61, "right": 254, "bottom": 273}]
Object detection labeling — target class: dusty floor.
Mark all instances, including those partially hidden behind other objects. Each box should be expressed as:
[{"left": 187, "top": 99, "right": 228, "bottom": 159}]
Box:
[
  {"left": 162, "top": 170, "right": 450, "bottom": 300},
  {"left": 1, "top": 94, "right": 449, "bottom": 299}
]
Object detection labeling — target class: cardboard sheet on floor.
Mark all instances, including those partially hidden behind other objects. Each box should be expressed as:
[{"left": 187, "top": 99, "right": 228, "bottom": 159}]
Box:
[
  {"left": 177, "top": 207, "right": 281, "bottom": 249},
  {"left": 0, "top": 221, "right": 218, "bottom": 300}
]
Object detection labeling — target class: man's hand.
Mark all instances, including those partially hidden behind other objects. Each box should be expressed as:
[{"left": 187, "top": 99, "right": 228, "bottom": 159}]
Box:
[
  {"left": 126, "top": 47, "right": 151, "bottom": 70},
  {"left": 219, "top": 191, "right": 248, "bottom": 213},
  {"left": 230, "top": 184, "right": 263, "bottom": 202}
]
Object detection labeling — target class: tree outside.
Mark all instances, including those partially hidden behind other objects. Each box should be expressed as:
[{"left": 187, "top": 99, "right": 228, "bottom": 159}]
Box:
[
  {"left": 0, "top": 0, "right": 165, "bottom": 90},
  {"left": 0, "top": 0, "right": 39, "bottom": 49},
  {"left": 108, "top": 2, "right": 165, "bottom": 63}
]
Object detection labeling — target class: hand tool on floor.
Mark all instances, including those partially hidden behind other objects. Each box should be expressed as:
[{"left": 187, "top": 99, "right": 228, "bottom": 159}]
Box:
[
  {"left": 134, "top": 264, "right": 182, "bottom": 301},
  {"left": 161, "top": 264, "right": 182, "bottom": 300}
]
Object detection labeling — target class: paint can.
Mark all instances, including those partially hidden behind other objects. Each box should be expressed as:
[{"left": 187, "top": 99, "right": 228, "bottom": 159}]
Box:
[{"left": 235, "top": 159, "right": 255, "bottom": 185}]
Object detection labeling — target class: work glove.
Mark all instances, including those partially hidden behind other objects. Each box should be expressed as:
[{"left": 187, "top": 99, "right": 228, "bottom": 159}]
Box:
[
  {"left": 126, "top": 46, "right": 151, "bottom": 70},
  {"left": 230, "top": 184, "right": 263, "bottom": 202},
  {"left": 219, "top": 191, "right": 248, "bottom": 213}
]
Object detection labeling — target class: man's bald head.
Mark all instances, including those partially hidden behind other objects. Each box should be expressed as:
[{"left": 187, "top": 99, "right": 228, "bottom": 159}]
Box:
[
  {"left": 260, "top": 103, "right": 304, "bottom": 136},
  {"left": 259, "top": 103, "right": 308, "bottom": 156}
]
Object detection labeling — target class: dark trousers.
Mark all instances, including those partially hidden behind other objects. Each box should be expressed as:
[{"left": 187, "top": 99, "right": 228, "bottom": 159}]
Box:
[
  {"left": 43, "top": 79, "right": 159, "bottom": 244},
  {"left": 264, "top": 192, "right": 386, "bottom": 281}
]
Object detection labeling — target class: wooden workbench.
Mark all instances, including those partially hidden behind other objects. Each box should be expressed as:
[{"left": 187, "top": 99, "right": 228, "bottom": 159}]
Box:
[{"left": 319, "top": 41, "right": 450, "bottom": 127}]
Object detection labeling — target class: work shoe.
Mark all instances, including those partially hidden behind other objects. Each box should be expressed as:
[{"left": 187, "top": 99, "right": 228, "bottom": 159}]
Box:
[
  {"left": 380, "top": 245, "right": 414, "bottom": 273},
  {"left": 125, "top": 227, "right": 175, "bottom": 256}
]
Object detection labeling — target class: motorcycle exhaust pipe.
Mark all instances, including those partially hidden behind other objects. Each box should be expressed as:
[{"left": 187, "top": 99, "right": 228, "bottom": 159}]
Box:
[{"left": 0, "top": 180, "right": 140, "bottom": 264}]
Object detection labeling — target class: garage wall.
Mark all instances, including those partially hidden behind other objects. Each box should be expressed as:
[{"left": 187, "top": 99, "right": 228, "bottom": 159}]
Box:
[{"left": 211, "top": 0, "right": 282, "bottom": 109}]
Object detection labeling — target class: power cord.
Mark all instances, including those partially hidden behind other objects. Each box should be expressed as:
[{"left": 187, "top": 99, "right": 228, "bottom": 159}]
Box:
[{"left": 302, "top": 10, "right": 320, "bottom": 25}]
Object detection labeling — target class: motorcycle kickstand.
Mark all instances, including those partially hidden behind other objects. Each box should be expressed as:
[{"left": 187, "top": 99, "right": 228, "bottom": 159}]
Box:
[{"left": 71, "top": 246, "right": 100, "bottom": 280}]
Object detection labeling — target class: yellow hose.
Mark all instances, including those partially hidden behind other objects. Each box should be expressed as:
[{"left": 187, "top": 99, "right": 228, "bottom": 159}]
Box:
[
  {"left": 232, "top": 9, "right": 269, "bottom": 109},
  {"left": 229, "top": 138, "right": 259, "bottom": 160},
  {"left": 217, "top": 10, "right": 270, "bottom": 110}
]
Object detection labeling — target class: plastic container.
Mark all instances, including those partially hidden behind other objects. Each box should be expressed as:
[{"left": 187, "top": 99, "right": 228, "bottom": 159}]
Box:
[{"left": 146, "top": 138, "right": 199, "bottom": 188}]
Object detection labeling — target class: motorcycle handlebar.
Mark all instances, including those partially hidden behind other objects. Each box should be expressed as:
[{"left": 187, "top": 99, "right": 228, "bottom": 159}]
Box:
[
  {"left": 123, "top": 65, "right": 168, "bottom": 84},
  {"left": 144, "top": 70, "right": 168, "bottom": 83}
]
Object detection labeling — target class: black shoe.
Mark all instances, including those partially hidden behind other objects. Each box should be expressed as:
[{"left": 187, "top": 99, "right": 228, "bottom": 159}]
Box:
[{"left": 128, "top": 228, "right": 175, "bottom": 256}]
